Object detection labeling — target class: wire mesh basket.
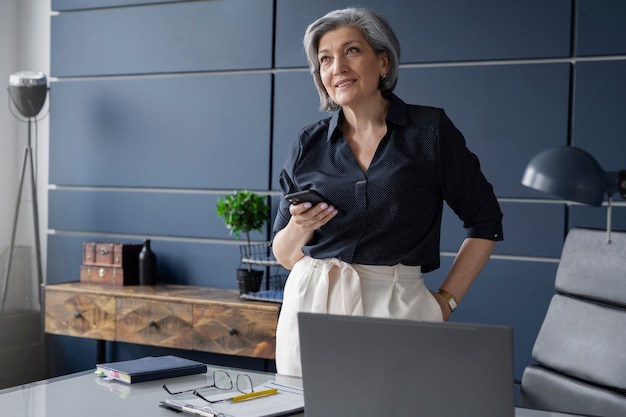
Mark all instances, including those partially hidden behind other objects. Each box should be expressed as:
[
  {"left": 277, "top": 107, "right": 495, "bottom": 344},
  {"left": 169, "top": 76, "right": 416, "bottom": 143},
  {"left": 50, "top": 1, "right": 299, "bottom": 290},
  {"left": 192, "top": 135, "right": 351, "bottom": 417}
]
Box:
[
  {"left": 238, "top": 242, "right": 286, "bottom": 303},
  {"left": 264, "top": 273, "right": 288, "bottom": 291},
  {"left": 239, "top": 242, "right": 279, "bottom": 266},
  {"left": 239, "top": 273, "right": 287, "bottom": 303}
]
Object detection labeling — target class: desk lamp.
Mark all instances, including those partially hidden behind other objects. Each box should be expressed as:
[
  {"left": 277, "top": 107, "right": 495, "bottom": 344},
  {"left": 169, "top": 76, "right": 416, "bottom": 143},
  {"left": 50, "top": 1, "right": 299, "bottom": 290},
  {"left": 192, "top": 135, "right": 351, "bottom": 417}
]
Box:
[
  {"left": 1, "top": 71, "right": 48, "bottom": 315},
  {"left": 521, "top": 145, "right": 626, "bottom": 243}
]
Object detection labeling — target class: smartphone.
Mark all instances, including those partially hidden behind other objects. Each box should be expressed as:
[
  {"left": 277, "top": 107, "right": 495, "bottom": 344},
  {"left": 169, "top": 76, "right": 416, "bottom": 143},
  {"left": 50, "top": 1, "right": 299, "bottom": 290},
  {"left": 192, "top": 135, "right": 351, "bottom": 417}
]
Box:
[{"left": 284, "top": 190, "right": 342, "bottom": 213}]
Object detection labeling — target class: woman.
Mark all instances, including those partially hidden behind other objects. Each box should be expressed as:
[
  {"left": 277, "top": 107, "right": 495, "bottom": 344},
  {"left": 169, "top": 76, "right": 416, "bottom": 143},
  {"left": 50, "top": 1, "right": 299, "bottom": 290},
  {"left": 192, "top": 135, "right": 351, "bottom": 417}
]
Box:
[{"left": 272, "top": 7, "right": 503, "bottom": 377}]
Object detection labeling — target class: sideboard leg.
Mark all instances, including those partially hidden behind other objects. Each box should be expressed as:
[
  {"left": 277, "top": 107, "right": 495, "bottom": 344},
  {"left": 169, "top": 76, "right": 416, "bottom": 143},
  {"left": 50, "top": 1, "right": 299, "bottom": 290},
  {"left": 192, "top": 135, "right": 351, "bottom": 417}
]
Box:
[{"left": 96, "top": 339, "right": 106, "bottom": 364}]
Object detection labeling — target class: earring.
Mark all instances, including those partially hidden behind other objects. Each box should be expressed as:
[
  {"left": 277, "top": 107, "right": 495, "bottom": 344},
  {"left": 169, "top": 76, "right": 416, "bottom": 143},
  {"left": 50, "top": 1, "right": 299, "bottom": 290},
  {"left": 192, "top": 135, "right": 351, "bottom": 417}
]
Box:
[{"left": 380, "top": 74, "right": 387, "bottom": 81}]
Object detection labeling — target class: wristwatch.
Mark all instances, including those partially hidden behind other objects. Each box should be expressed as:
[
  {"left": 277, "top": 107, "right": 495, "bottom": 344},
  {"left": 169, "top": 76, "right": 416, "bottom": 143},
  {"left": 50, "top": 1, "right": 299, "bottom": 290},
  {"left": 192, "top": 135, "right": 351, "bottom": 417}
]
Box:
[{"left": 438, "top": 289, "right": 458, "bottom": 312}]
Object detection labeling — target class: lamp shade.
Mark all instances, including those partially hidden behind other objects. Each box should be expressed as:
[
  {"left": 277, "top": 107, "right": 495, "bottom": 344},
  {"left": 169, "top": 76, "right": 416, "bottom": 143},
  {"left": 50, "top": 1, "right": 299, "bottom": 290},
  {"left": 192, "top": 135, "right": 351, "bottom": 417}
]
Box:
[
  {"left": 8, "top": 70, "right": 48, "bottom": 118},
  {"left": 521, "top": 146, "right": 605, "bottom": 206}
]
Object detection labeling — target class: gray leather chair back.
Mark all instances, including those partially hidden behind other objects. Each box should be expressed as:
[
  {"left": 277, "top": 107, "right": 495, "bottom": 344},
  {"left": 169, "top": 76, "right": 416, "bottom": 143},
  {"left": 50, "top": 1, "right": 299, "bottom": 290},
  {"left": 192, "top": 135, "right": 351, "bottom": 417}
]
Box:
[{"left": 520, "top": 228, "right": 626, "bottom": 417}]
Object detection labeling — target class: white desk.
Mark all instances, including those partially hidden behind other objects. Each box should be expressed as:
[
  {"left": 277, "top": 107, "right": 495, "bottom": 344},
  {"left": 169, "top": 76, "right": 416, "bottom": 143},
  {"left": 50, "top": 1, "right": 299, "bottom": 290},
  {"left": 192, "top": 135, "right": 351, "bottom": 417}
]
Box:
[{"left": 0, "top": 364, "right": 586, "bottom": 417}]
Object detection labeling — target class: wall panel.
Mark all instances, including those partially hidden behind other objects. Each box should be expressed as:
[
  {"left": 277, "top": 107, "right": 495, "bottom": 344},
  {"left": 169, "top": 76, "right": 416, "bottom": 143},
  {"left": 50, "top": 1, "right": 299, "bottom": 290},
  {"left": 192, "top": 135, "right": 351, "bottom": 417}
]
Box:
[
  {"left": 441, "top": 203, "right": 566, "bottom": 258},
  {"left": 276, "top": 0, "right": 571, "bottom": 68},
  {"left": 575, "top": 0, "right": 626, "bottom": 56},
  {"left": 397, "top": 63, "right": 571, "bottom": 199},
  {"left": 570, "top": 206, "right": 626, "bottom": 232},
  {"left": 52, "top": 0, "right": 186, "bottom": 11},
  {"left": 49, "top": 74, "right": 272, "bottom": 189},
  {"left": 272, "top": 71, "right": 324, "bottom": 188},
  {"left": 51, "top": 0, "right": 273, "bottom": 76},
  {"left": 48, "top": 190, "right": 268, "bottom": 240},
  {"left": 572, "top": 60, "right": 626, "bottom": 171}
]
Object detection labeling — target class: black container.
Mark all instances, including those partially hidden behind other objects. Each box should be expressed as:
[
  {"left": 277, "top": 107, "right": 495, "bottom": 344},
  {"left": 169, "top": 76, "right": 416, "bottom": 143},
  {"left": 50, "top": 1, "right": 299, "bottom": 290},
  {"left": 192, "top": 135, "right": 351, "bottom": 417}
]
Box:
[
  {"left": 236, "top": 268, "right": 263, "bottom": 294},
  {"left": 138, "top": 239, "right": 157, "bottom": 285}
]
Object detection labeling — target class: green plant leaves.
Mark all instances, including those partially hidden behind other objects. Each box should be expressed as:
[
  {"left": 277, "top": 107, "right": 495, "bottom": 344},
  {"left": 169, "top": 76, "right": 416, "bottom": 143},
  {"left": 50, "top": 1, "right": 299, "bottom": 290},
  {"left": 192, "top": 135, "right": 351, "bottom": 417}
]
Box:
[{"left": 216, "top": 190, "right": 269, "bottom": 239}]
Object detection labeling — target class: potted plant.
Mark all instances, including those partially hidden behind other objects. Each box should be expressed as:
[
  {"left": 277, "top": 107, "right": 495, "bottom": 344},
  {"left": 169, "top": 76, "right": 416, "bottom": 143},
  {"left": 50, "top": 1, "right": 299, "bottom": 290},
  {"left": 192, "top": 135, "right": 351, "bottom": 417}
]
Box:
[{"left": 216, "top": 190, "right": 269, "bottom": 294}]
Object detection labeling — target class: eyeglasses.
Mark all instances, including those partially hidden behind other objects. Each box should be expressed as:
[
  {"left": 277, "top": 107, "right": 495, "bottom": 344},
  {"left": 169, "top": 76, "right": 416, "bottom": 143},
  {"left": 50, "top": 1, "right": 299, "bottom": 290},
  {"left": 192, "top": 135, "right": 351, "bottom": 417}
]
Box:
[{"left": 162, "top": 370, "right": 255, "bottom": 402}]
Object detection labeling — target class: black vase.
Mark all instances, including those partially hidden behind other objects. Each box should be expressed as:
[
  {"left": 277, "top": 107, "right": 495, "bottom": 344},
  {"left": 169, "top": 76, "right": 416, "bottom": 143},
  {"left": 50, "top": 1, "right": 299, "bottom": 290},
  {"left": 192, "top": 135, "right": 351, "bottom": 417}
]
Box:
[
  {"left": 139, "top": 239, "right": 157, "bottom": 286},
  {"left": 236, "top": 268, "right": 263, "bottom": 294}
]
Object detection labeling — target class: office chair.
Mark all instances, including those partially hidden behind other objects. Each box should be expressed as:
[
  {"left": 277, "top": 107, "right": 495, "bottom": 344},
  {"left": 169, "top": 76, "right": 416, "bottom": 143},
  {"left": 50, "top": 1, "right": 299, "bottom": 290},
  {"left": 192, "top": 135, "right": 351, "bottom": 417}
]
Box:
[{"left": 519, "top": 227, "right": 626, "bottom": 417}]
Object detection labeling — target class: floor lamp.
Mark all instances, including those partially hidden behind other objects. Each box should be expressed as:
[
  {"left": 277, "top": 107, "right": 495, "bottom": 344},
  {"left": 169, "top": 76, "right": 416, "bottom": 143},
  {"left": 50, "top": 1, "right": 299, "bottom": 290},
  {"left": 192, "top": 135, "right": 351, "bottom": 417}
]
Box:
[{"left": 1, "top": 71, "right": 48, "bottom": 316}]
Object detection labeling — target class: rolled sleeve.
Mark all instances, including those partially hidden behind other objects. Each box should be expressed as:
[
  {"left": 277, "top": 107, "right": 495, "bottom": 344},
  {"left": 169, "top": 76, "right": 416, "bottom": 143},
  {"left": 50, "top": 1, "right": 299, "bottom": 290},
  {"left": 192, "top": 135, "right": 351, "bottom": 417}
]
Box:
[{"left": 438, "top": 110, "right": 503, "bottom": 242}]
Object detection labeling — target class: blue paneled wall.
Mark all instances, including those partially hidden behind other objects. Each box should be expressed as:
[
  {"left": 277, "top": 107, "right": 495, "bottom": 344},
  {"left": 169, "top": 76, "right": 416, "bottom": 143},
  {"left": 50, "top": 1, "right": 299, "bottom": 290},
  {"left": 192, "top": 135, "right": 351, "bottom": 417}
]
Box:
[
  {"left": 48, "top": 0, "right": 626, "bottom": 379},
  {"left": 50, "top": 74, "right": 272, "bottom": 189}
]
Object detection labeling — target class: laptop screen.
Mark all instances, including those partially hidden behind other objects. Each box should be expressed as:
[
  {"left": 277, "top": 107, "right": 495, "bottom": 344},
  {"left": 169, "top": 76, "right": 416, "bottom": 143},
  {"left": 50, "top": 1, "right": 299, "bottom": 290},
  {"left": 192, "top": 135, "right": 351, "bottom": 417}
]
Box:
[{"left": 298, "top": 312, "right": 515, "bottom": 417}]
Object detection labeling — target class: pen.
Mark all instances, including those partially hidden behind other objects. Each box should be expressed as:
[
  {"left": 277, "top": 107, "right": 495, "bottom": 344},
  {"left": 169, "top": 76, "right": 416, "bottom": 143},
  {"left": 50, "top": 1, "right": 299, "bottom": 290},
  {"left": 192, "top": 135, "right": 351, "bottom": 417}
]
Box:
[{"left": 230, "top": 387, "right": 278, "bottom": 402}]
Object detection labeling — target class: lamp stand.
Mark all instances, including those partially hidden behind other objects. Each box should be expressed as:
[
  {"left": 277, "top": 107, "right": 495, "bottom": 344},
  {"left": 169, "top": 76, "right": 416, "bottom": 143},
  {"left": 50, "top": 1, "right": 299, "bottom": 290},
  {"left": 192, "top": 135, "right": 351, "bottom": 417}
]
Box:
[
  {"left": 606, "top": 195, "right": 613, "bottom": 245},
  {"left": 0, "top": 118, "right": 44, "bottom": 316}
]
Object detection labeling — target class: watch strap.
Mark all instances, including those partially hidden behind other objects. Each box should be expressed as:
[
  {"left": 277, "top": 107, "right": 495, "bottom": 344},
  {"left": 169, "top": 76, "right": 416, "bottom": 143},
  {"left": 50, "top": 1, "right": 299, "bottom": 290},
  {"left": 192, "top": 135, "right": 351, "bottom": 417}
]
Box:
[{"left": 438, "top": 289, "right": 458, "bottom": 312}]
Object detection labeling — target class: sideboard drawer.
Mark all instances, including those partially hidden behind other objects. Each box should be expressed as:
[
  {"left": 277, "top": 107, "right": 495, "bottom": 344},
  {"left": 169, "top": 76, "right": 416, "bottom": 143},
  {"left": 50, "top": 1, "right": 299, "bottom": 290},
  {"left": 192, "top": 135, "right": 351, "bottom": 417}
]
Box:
[
  {"left": 193, "top": 304, "right": 277, "bottom": 359},
  {"left": 45, "top": 290, "right": 116, "bottom": 340},
  {"left": 44, "top": 283, "right": 281, "bottom": 360},
  {"left": 116, "top": 298, "right": 193, "bottom": 350}
]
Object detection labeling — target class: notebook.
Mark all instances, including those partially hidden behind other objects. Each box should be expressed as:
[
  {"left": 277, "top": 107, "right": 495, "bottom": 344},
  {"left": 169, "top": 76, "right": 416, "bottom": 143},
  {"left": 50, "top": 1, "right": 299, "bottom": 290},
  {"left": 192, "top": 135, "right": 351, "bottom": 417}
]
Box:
[
  {"left": 96, "top": 355, "right": 207, "bottom": 384},
  {"left": 298, "top": 313, "right": 515, "bottom": 417}
]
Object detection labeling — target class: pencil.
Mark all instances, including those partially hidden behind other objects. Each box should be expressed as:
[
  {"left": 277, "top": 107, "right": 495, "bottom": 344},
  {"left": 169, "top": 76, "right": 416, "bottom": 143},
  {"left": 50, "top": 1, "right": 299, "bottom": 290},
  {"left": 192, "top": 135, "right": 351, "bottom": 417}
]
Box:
[{"left": 230, "top": 388, "right": 278, "bottom": 402}]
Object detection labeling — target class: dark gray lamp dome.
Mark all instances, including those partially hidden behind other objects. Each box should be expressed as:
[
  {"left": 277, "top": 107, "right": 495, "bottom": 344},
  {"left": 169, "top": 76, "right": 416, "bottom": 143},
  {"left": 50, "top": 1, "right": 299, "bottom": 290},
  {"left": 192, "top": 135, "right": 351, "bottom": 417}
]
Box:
[{"left": 521, "top": 146, "right": 605, "bottom": 206}]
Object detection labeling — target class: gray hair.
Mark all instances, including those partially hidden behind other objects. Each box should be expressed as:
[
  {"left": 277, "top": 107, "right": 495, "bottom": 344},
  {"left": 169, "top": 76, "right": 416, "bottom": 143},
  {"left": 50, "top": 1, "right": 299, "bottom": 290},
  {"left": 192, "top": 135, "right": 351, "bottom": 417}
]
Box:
[{"left": 303, "top": 7, "right": 400, "bottom": 112}]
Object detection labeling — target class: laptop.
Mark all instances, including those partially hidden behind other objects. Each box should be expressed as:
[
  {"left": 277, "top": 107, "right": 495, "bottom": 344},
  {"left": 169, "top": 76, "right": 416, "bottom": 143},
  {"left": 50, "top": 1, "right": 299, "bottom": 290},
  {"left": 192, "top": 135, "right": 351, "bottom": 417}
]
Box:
[{"left": 298, "top": 312, "right": 515, "bottom": 417}]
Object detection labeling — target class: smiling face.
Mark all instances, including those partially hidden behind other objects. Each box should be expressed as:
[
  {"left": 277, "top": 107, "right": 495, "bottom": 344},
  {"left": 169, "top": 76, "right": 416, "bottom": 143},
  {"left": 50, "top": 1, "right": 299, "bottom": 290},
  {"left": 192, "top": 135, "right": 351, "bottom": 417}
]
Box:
[{"left": 317, "top": 26, "right": 389, "bottom": 110}]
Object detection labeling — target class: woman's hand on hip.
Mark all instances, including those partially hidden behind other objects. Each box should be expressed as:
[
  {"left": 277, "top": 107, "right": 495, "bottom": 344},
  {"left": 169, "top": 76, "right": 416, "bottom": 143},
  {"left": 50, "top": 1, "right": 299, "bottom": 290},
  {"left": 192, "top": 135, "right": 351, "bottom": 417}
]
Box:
[{"left": 432, "top": 291, "right": 452, "bottom": 322}]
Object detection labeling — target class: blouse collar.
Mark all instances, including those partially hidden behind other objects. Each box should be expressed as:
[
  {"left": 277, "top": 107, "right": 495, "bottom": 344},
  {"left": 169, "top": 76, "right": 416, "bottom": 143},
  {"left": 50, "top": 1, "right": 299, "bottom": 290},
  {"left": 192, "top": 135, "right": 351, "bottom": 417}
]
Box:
[{"left": 326, "top": 93, "right": 408, "bottom": 142}]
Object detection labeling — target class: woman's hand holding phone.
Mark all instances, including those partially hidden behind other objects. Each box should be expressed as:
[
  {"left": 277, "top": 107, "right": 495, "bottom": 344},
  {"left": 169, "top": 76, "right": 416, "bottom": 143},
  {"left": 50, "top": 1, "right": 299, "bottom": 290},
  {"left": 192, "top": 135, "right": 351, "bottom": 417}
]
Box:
[
  {"left": 285, "top": 190, "right": 342, "bottom": 214},
  {"left": 284, "top": 189, "right": 342, "bottom": 218},
  {"left": 284, "top": 189, "right": 329, "bottom": 205}
]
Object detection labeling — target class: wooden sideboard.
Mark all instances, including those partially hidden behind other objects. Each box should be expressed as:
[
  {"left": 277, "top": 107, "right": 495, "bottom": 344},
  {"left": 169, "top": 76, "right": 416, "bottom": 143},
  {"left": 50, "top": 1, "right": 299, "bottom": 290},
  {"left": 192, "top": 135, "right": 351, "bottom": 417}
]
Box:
[{"left": 44, "top": 282, "right": 280, "bottom": 360}]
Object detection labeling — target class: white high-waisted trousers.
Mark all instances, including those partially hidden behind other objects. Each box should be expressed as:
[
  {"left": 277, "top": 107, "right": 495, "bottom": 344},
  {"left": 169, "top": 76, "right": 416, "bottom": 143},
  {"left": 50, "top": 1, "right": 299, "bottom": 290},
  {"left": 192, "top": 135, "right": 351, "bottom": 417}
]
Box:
[{"left": 275, "top": 256, "right": 443, "bottom": 377}]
